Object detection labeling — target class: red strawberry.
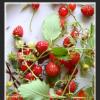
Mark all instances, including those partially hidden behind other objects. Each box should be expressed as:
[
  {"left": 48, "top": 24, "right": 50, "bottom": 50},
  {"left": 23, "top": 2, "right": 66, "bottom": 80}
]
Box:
[
  {"left": 70, "top": 52, "right": 80, "bottom": 65},
  {"left": 46, "top": 62, "right": 60, "bottom": 77},
  {"left": 20, "top": 64, "right": 27, "bottom": 71},
  {"left": 32, "top": 3, "right": 40, "bottom": 11},
  {"left": 81, "top": 5, "right": 94, "bottom": 17},
  {"left": 68, "top": 80, "right": 77, "bottom": 93},
  {"left": 74, "top": 89, "right": 87, "bottom": 100},
  {"left": 26, "top": 61, "right": 33, "bottom": 66},
  {"left": 12, "top": 26, "right": 23, "bottom": 37},
  {"left": 59, "top": 5, "right": 68, "bottom": 17},
  {"left": 25, "top": 72, "right": 34, "bottom": 80},
  {"left": 36, "top": 41, "right": 48, "bottom": 54},
  {"left": 32, "top": 64, "right": 42, "bottom": 76},
  {"left": 56, "top": 89, "right": 63, "bottom": 95},
  {"left": 61, "top": 60, "right": 74, "bottom": 72},
  {"left": 9, "top": 93, "right": 23, "bottom": 100},
  {"left": 63, "top": 37, "right": 71, "bottom": 47},
  {"left": 68, "top": 3, "right": 76, "bottom": 11},
  {"left": 23, "top": 48, "right": 32, "bottom": 55},
  {"left": 60, "top": 59, "right": 78, "bottom": 75},
  {"left": 49, "top": 53, "right": 57, "bottom": 62},
  {"left": 71, "top": 29, "right": 79, "bottom": 39}
]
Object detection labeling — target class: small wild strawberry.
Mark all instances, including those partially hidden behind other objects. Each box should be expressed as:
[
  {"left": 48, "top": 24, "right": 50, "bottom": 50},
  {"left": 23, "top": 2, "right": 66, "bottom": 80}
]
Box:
[
  {"left": 68, "top": 3, "right": 76, "bottom": 11},
  {"left": 56, "top": 89, "right": 63, "bottom": 95},
  {"left": 12, "top": 25, "right": 23, "bottom": 37},
  {"left": 71, "top": 29, "right": 79, "bottom": 39},
  {"left": 68, "top": 80, "right": 77, "bottom": 93},
  {"left": 59, "top": 5, "right": 68, "bottom": 17},
  {"left": 25, "top": 72, "right": 34, "bottom": 80},
  {"left": 32, "top": 3, "right": 40, "bottom": 11},
  {"left": 36, "top": 41, "right": 48, "bottom": 54},
  {"left": 49, "top": 53, "right": 58, "bottom": 62},
  {"left": 81, "top": 5, "right": 94, "bottom": 17},
  {"left": 9, "top": 93, "right": 23, "bottom": 100},
  {"left": 74, "top": 89, "right": 87, "bottom": 100},
  {"left": 63, "top": 37, "right": 73, "bottom": 47},
  {"left": 70, "top": 52, "right": 80, "bottom": 65},
  {"left": 20, "top": 64, "right": 27, "bottom": 71},
  {"left": 23, "top": 48, "right": 32, "bottom": 55},
  {"left": 32, "top": 64, "right": 42, "bottom": 76},
  {"left": 46, "top": 62, "right": 60, "bottom": 77}
]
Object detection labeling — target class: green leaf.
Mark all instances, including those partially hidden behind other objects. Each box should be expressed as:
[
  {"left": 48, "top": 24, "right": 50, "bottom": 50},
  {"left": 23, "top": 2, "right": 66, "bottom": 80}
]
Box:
[
  {"left": 88, "top": 37, "right": 94, "bottom": 48},
  {"left": 88, "top": 23, "right": 95, "bottom": 48},
  {"left": 51, "top": 47, "right": 68, "bottom": 56},
  {"left": 46, "top": 75, "right": 60, "bottom": 84},
  {"left": 57, "top": 55, "right": 70, "bottom": 61},
  {"left": 24, "top": 54, "right": 36, "bottom": 61},
  {"left": 8, "top": 52, "right": 17, "bottom": 61},
  {"left": 42, "top": 13, "right": 61, "bottom": 42},
  {"left": 90, "top": 23, "right": 94, "bottom": 37},
  {"left": 85, "top": 87, "right": 93, "bottom": 96},
  {"left": 8, "top": 52, "right": 19, "bottom": 69},
  {"left": 18, "top": 79, "right": 50, "bottom": 100},
  {"left": 84, "top": 56, "right": 94, "bottom": 67}
]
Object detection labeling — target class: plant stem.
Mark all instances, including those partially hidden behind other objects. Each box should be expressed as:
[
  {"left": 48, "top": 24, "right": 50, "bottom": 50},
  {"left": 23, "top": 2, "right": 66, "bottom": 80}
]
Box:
[
  {"left": 62, "top": 51, "right": 84, "bottom": 96},
  {"left": 29, "top": 12, "right": 34, "bottom": 32},
  {"left": 62, "top": 64, "right": 78, "bottom": 95},
  {"left": 24, "top": 61, "right": 38, "bottom": 79},
  {"left": 6, "top": 62, "right": 20, "bottom": 88},
  {"left": 68, "top": 8, "right": 83, "bottom": 32}
]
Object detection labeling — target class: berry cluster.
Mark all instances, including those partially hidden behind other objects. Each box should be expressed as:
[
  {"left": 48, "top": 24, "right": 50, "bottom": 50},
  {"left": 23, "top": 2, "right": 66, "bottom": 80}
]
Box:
[{"left": 6, "top": 3, "right": 95, "bottom": 100}]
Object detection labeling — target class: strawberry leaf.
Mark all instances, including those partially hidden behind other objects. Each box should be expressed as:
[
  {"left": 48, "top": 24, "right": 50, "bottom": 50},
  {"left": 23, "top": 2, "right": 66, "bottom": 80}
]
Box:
[
  {"left": 18, "top": 79, "right": 50, "bottom": 100},
  {"left": 51, "top": 47, "right": 68, "bottom": 56},
  {"left": 42, "top": 13, "right": 61, "bottom": 42}
]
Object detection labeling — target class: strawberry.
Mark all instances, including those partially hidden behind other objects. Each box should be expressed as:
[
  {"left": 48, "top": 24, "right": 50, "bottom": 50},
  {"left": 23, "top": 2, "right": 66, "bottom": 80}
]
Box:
[
  {"left": 26, "top": 61, "right": 33, "bottom": 66},
  {"left": 81, "top": 5, "right": 94, "bottom": 17},
  {"left": 49, "top": 53, "right": 58, "bottom": 62},
  {"left": 60, "top": 59, "right": 78, "bottom": 75},
  {"left": 63, "top": 37, "right": 71, "bottom": 47},
  {"left": 56, "top": 89, "right": 63, "bottom": 95},
  {"left": 68, "top": 80, "right": 77, "bottom": 93},
  {"left": 9, "top": 93, "right": 23, "bottom": 100},
  {"left": 23, "top": 48, "right": 32, "bottom": 55},
  {"left": 20, "top": 64, "right": 27, "bottom": 71},
  {"left": 71, "top": 29, "right": 79, "bottom": 39},
  {"left": 32, "top": 64, "right": 42, "bottom": 76},
  {"left": 74, "top": 89, "right": 87, "bottom": 100},
  {"left": 12, "top": 26, "right": 23, "bottom": 37},
  {"left": 32, "top": 3, "right": 40, "bottom": 11},
  {"left": 68, "top": 3, "right": 76, "bottom": 11},
  {"left": 70, "top": 52, "right": 80, "bottom": 65},
  {"left": 36, "top": 41, "right": 48, "bottom": 54},
  {"left": 25, "top": 72, "right": 34, "bottom": 80},
  {"left": 46, "top": 62, "right": 60, "bottom": 77},
  {"left": 59, "top": 5, "right": 68, "bottom": 17}
]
